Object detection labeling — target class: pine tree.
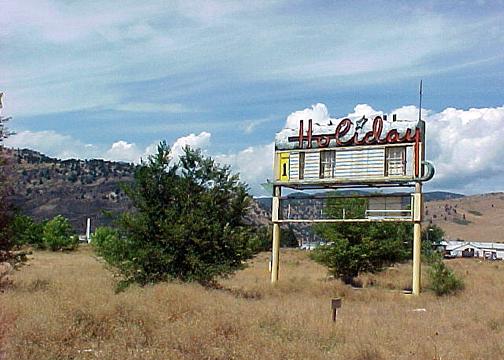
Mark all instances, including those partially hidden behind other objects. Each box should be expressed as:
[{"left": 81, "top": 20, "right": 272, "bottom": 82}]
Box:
[
  {"left": 310, "top": 195, "right": 411, "bottom": 285},
  {"left": 94, "top": 142, "right": 255, "bottom": 286}
]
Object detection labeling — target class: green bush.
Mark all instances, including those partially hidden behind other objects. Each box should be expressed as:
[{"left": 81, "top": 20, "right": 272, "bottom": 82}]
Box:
[
  {"left": 94, "top": 142, "right": 255, "bottom": 286},
  {"left": 9, "top": 215, "right": 45, "bottom": 248},
  {"left": 428, "top": 254, "right": 464, "bottom": 296},
  {"left": 310, "top": 195, "right": 411, "bottom": 285},
  {"left": 42, "top": 215, "right": 78, "bottom": 251},
  {"left": 91, "top": 226, "right": 125, "bottom": 264},
  {"left": 310, "top": 233, "right": 407, "bottom": 285}
]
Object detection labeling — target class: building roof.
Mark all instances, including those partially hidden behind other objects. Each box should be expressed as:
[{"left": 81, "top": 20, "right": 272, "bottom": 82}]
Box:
[{"left": 444, "top": 240, "right": 504, "bottom": 252}]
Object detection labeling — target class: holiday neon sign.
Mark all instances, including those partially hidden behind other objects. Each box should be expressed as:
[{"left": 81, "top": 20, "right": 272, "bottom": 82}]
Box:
[
  {"left": 288, "top": 116, "right": 420, "bottom": 149},
  {"left": 287, "top": 116, "right": 423, "bottom": 177}
]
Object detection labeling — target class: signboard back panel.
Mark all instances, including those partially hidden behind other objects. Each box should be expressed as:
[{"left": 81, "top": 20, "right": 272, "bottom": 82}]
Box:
[
  {"left": 289, "top": 152, "right": 299, "bottom": 179},
  {"left": 274, "top": 115, "right": 426, "bottom": 187},
  {"left": 334, "top": 147, "right": 385, "bottom": 179},
  {"left": 303, "top": 152, "right": 320, "bottom": 180}
]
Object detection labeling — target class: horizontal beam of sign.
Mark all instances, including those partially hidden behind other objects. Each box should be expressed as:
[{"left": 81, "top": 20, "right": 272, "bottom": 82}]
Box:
[{"left": 275, "top": 218, "right": 413, "bottom": 223}]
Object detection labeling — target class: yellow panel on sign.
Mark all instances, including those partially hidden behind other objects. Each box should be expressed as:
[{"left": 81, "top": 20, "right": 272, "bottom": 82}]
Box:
[{"left": 278, "top": 152, "right": 289, "bottom": 181}]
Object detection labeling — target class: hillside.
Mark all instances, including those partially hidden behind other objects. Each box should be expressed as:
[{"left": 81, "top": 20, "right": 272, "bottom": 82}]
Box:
[
  {"left": 2, "top": 148, "right": 271, "bottom": 234},
  {"left": 3, "top": 148, "right": 135, "bottom": 232},
  {"left": 424, "top": 192, "right": 504, "bottom": 242}
]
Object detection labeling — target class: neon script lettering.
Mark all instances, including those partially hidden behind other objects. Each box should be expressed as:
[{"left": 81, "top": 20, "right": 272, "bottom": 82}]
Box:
[{"left": 289, "top": 117, "right": 419, "bottom": 149}]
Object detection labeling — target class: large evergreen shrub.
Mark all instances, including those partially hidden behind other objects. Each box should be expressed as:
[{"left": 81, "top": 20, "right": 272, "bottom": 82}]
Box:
[
  {"left": 310, "top": 196, "right": 411, "bottom": 285},
  {"left": 94, "top": 142, "right": 254, "bottom": 286}
]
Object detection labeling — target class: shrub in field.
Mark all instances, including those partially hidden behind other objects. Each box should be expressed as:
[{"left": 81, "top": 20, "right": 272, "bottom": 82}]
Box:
[
  {"left": 311, "top": 196, "right": 411, "bottom": 285},
  {"left": 91, "top": 226, "right": 125, "bottom": 264},
  {"left": 94, "top": 142, "right": 254, "bottom": 286},
  {"left": 9, "top": 215, "right": 45, "bottom": 248},
  {"left": 42, "top": 215, "right": 78, "bottom": 251},
  {"left": 428, "top": 254, "right": 464, "bottom": 296}
]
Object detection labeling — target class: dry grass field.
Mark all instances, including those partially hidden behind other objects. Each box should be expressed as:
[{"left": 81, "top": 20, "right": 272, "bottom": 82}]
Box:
[{"left": 1, "top": 246, "right": 504, "bottom": 360}]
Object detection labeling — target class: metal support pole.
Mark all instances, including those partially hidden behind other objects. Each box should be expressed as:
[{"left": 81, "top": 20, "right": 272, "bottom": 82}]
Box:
[
  {"left": 412, "top": 182, "right": 422, "bottom": 295},
  {"left": 271, "top": 186, "right": 281, "bottom": 284}
]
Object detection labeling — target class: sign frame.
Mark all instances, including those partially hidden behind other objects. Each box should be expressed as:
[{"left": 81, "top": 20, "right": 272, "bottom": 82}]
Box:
[{"left": 270, "top": 113, "right": 435, "bottom": 297}]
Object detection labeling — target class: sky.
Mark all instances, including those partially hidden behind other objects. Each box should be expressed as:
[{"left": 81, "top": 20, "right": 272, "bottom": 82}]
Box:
[{"left": 1, "top": 0, "right": 503, "bottom": 195}]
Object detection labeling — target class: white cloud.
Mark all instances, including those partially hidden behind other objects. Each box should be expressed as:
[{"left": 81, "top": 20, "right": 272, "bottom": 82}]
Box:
[
  {"left": 425, "top": 105, "right": 504, "bottom": 192},
  {"left": 390, "top": 105, "right": 431, "bottom": 120},
  {"left": 346, "top": 104, "right": 383, "bottom": 120},
  {"left": 103, "top": 141, "right": 141, "bottom": 163},
  {"left": 284, "top": 103, "right": 383, "bottom": 129},
  {"left": 285, "top": 103, "right": 330, "bottom": 129},
  {"left": 5, "top": 131, "right": 143, "bottom": 163},
  {"left": 141, "top": 142, "right": 161, "bottom": 160},
  {"left": 280, "top": 102, "right": 504, "bottom": 194},
  {"left": 171, "top": 131, "right": 211, "bottom": 161},
  {"left": 4, "top": 130, "right": 100, "bottom": 159},
  {"left": 98, "top": 132, "right": 212, "bottom": 164},
  {"left": 215, "top": 143, "right": 274, "bottom": 194},
  {"left": 4, "top": 130, "right": 212, "bottom": 164}
]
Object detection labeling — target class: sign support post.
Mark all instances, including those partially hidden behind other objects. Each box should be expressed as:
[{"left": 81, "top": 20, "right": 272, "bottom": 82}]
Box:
[
  {"left": 412, "top": 182, "right": 422, "bottom": 295},
  {"left": 271, "top": 185, "right": 281, "bottom": 284}
]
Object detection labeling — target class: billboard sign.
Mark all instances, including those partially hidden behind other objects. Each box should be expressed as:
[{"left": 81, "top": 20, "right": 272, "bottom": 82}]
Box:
[{"left": 274, "top": 115, "right": 434, "bottom": 187}]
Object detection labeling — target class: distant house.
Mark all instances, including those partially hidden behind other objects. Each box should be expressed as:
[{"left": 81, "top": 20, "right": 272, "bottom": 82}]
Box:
[{"left": 439, "top": 241, "right": 504, "bottom": 260}]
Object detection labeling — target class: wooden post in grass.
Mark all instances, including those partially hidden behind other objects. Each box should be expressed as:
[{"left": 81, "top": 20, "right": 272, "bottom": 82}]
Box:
[
  {"left": 271, "top": 186, "right": 281, "bottom": 284},
  {"left": 331, "top": 298, "right": 342, "bottom": 321},
  {"left": 412, "top": 182, "right": 423, "bottom": 295}
]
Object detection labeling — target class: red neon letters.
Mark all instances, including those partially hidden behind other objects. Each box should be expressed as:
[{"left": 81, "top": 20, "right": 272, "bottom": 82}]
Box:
[{"left": 289, "top": 117, "right": 420, "bottom": 149}]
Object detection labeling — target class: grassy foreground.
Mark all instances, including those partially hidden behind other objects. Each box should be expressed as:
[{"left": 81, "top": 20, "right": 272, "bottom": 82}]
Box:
[{"left": 1, "top": 247, "right": 504, "bottom": 359}]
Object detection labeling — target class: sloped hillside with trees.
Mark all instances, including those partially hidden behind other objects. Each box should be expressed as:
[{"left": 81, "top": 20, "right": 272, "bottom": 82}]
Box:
[
  {"left": 3, "top": 148, "right": 136, "bottom": 233},
  {"left": 2, "top": 148, "right": 300, "bottom": 241},
  {"left": 424, "top": 193, "right": 504, "bottom": 242}
]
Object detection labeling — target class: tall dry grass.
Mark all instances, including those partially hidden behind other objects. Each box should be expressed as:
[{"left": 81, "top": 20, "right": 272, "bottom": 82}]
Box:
[{"left": 1, "top": 246, "right": 504, "bottom": 359}]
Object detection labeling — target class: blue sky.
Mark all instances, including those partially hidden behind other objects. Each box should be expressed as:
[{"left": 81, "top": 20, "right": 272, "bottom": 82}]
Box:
[{"left": 1, "top": 0, "right": 504, "bottom": 194}]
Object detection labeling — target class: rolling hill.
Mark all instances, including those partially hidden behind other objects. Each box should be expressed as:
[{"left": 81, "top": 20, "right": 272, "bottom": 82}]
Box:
[
  {"left": 3, "top": 148, "right": 135, "bottom": 233},
  {"left": 424, "top": 192, "right": 504, "bottom": 243}
]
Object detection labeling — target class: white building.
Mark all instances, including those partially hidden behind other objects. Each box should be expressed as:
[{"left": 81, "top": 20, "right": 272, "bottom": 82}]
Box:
[{"left": 440, "top": 240, "right": 504, "bottom": 260}]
